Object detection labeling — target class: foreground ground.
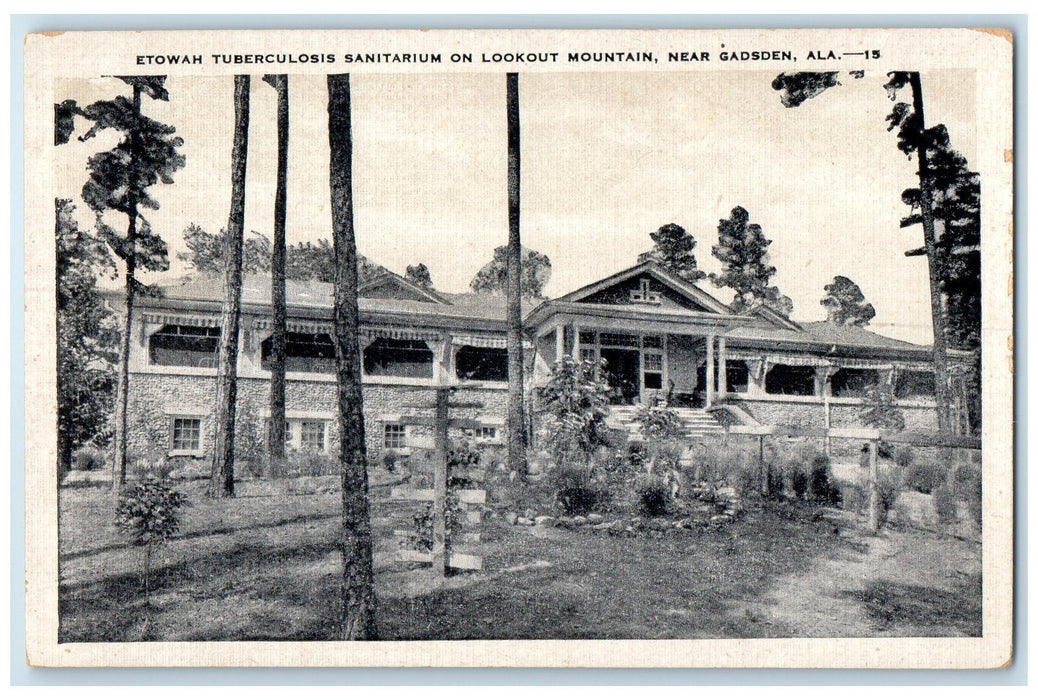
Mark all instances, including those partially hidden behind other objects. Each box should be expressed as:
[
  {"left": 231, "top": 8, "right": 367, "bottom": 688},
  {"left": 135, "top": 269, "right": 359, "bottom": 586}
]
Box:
[{"left": 58, "top": 478, "right": 982, "bottom": 641}]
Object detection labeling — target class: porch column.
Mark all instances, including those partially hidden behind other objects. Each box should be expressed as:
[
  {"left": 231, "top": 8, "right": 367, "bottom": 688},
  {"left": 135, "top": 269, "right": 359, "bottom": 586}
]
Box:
[
  {"left": 705, "top": 333, "right": 715, "bottom": 408},
  {"left": 555, "top": 324, "right": 564, "bottom": 362},
  {"left": 573, "top": 323, "right": 581, "bottom": 359},
  {"left": 717, "top": 336, "right": 727, "bottom": 401}
]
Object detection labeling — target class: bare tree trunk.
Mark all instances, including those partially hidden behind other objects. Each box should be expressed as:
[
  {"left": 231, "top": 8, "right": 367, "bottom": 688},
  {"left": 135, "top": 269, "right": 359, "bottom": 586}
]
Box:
[
  {"left": 908, "top": 72, "right": 954, "bottom": 434},
  {"left": 265, "top": 74, "right": 289, "bottom": 462},
  {"left": 111, "top": 84, "right": 143, "bottom": 491},
  {"left": 210, "top": 75, "right": 250, "bottom": 498},
  {"left": 328, "top": 73, "right": 377, "bottom": 641},
  {"left": 505, "top": 72, "right": 527, "bottom": 478}
]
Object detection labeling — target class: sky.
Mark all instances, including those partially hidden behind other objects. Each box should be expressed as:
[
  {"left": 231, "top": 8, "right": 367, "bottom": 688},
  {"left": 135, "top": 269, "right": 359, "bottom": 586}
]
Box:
[{"left": 54, "top": 69, "right": 977, "bottom": 345}]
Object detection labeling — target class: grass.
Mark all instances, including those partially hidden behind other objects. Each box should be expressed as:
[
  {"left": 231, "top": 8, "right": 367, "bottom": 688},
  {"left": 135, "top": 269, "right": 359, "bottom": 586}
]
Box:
[{"left": 58, "top": 479, "right": 981, "bottom": 641}]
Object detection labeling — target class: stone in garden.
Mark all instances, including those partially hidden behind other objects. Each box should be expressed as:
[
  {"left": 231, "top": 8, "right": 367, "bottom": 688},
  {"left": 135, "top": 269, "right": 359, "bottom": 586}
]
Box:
[
  {"left": 505, "top": 512, "right": 518, "bottom": 525},
  {"left": 535, "top": 516, "right": 556, "bottom": 527},
  {"left": 629, "top": 517, "right": 642, "bottom": 528},
  {"left": 572, "top": 516, "right": 588, "bottom": 526},
  {"left": 524, "top": 508, "right": 536, "bottom": 519},
  {"left": 587, "top": 513, "right": 604, "bottom": 524},
  {"left": 517, "top": 516, "right": 535, "bottom": 526}
]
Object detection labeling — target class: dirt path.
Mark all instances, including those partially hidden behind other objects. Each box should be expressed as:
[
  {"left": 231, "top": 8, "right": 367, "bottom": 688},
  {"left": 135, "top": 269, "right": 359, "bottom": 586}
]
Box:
[{"left": 756, "top": 512, "right": 982, "bottom": 637}]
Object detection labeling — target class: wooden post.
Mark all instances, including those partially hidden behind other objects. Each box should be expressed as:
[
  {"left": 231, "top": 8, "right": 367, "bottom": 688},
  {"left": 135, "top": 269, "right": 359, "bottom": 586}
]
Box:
[
  {"left": 759, "top": 434, "right": 768, "bottom": 498},
  {"left": 432, "top": 387, "right": 450, "bottom": 576},
  {"left": 867, "top": 438, "right": 880, "bottom": 534},
  {"left": 717, "top": 336, "right": 727, "bottom": 401},
  {"left": 555, "top": 325, "right": 564, "bottom": 363},
  {"left": 573, "top": 323, "right": 581, "bottom": 359},
  {"left": 705, "top": 334, "right": 715, "bottom": 408}
]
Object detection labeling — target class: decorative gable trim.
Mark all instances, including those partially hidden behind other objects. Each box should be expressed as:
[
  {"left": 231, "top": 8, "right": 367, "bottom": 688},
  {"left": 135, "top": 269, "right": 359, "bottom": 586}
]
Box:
[
  {"left": 358, "top": 270, "right": 449, "bottom": 305},
  {"left": 558, "top": 261, "right": 732, "bottom": 315}
]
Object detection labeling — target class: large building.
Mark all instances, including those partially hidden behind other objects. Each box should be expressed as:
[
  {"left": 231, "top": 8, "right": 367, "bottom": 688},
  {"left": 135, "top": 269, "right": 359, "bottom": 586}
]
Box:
[{"left": 116, "top": 261, "right": 972, "bottom": 461}]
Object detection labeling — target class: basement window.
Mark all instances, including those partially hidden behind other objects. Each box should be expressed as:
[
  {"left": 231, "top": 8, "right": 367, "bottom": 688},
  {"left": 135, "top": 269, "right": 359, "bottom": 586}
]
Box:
[
  {"left": 261, "top": 332, "right": 336, "bottom": 374},
  {"left": 149, "top": 325, "right": 220, "bottom": 368},
  {"left": 831, "top": 368, "right": 880, "bottom": 398},
  {"left": 764, "top": 364, "right": 816, "bottom": 396},
  {"left": 455, "top": 345, "right": 508, "bottom": 382},
  {"left": 384, "top": 423, "right": 407, "bottom": 450},
  {"left": 170, "top": 416, "right": 203, "bottom": 453},
  {"left": 363, "top": 338, "right": 434, "bottom": 379}
]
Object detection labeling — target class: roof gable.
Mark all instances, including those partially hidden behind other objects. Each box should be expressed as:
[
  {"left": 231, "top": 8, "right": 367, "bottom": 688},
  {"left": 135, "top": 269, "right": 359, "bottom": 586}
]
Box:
[
  {"left": 357, "top": 271, "right": 449, "bottom": 304},
  {"left": 557, "top": 261, "right": 733, "bottom": 315}
]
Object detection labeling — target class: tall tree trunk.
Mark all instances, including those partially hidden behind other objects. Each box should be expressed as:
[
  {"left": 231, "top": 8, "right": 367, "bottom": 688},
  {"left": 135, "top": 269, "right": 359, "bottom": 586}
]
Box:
[
  {"left": 111, "top": 84, "right": 142, "bottom": 491},
  {"left": 210, "top": 75, "right": 250, "bottom": 498},
  {"left": 908, "top": 72, "right": 955, "bottom": 434},
  {"left": 328, "top": 73, "right": 377, "bottom": 640},
  {"left": 505, "top": 72, "right": 527, "bottom": 477},
  {"left": 265, "top": 74, "right": 289, "bottom": 462}
]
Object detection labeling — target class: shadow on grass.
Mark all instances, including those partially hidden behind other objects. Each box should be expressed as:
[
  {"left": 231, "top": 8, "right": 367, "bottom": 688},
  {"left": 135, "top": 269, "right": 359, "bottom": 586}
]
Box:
[
  {"left": 839, "top": 575, "right": 983, "bottom": 636},
  {"left": 59, "top": 540, "right": 341, "bottom": 642},
  {"left": 61, "top": 511, "right": 339, "bottom": 561},
  {"left": 60, "top": 505, "right": 859, "bottom": 642}
]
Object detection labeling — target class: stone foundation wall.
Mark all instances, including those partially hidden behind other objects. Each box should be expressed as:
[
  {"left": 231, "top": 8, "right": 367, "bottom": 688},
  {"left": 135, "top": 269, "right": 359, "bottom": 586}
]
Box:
[{"left": 127, "top": 372, "right": 509, "bottom": 461}]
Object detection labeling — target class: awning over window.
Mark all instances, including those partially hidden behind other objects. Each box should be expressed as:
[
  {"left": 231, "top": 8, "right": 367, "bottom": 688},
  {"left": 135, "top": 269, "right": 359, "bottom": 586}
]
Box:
[
  {"left": 142, "top": 312, "right": 220, "bottom": 328},
  {"left": 361, "top": 327, "right": 442, "bottom": 343},
  {"left": 253, "top": 318, "right": 334, "bottom": 335},
  {"left": 452, "top": 334, "right": 508, "bottom": 349},
  {"left": 764, "top": 353, "right": 830, "bottom": 368}
]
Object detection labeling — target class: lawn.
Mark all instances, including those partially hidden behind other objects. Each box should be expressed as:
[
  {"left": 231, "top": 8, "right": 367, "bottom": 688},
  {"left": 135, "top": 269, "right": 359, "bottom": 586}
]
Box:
[{"left": 58, "top": 477, "right": 982, "bottom": 641}]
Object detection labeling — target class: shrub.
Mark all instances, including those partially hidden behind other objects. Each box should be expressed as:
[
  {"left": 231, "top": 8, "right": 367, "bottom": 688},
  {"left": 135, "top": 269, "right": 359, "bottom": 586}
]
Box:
[
  {"left": 932, "top": 482, "right": 958, "bottom": 525},
  {"left": 557, "top": 486, "right": 603, "bottom": 516},
  {"left": 875, "top": 464, "right": 904, "bottom": 525},
  {"left": 551, "top": 461, "right": 608, "bottom": 515},
  {"left": 902, "top": 460, "right": 945, "bottom": 494},
  {"left": 809, "top": 454, "right": 841, "bottom": 505},
  {"left": 382, "top": 449, "right": 400, "bottom": 473},
  {"left": 860, "top": 383, "right": 906, "bottom": 432},
  {"left": 790, "top": 469, "right": 809, "bottom": 500},
  {"left": 72, "top": 444, "right": 105, "bottom": 471},
  {"left": 634, "top": 394, "right": 683, "bottom": 443},
  {"left": 408, "top": 491, "right": 461, "bottom": 551},
  {"left": 114, "top": 475, "right": 188, "bottom": 604},
  {"left": 536, "top": 355, "right": 612, "bottom": 467},
  {"left": 894, "top": 445, "right": 915, "bottom": 469},
  {"left": 637, "top": 480, "right": 670, "bottom": 517}
]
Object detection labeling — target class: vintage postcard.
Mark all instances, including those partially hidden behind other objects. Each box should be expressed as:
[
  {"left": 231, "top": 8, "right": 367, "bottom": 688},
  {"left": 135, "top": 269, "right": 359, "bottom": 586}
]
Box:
[{"left": 23, "top": 27, "right": 1014, "bottom": 668}]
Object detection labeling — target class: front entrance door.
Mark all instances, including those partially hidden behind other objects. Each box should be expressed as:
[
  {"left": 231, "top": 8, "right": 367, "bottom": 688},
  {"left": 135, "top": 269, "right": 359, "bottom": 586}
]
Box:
[{"left": 600, "top": 347, "right": 641, "bottom": 405}]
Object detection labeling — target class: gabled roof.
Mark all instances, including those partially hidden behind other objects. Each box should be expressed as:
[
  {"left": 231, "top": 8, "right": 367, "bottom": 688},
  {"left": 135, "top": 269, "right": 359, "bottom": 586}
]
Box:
[
  {"left": 725, "top": 319, "right": 933, "bottom": 358},
  {"left": 555, "top": 260, "right": 734, "bottom": 315},
  {"left": 357, "top": 269, "right": 450, "bottom": 305}
]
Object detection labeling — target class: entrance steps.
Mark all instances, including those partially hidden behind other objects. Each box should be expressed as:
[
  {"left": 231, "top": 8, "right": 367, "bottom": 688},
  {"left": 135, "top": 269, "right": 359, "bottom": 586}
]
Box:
[{"left": 606, "top": 405, "right": 726, "bottom": 441}]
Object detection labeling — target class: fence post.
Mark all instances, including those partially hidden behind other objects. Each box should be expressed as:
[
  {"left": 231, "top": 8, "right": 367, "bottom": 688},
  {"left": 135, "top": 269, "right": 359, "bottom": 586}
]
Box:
[
  {"left": 867, "top": 438, "right": 880, "bottom": 534},
  {"left": 432, "top": 387, "right": 450, "bottom": 576},
  {"left": 758, "top": 434, "right": 768, "bottom": 498}
]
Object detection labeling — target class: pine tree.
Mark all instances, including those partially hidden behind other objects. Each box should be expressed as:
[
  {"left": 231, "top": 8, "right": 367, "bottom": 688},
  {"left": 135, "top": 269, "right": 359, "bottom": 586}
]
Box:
[
  {"left": 328, "top": 73, "right": 377, "bottom": 640},
  {"left": 404, "top": 263, "right": 434, "bottom": 290},
  {"left": 210, "top": 75, "right": 251, "bottom": 498},
  {"left": 638, "top": 222, "right": 706, "bottom": 282},
  {"left": 56, "top": 76, "right": 185, "bottom": 489},
  {"left": 710, "top": 206, "right": 793, "bottom": 315},
  {"left": 821, "top": 276, "right": 876, "bottom": 326}
]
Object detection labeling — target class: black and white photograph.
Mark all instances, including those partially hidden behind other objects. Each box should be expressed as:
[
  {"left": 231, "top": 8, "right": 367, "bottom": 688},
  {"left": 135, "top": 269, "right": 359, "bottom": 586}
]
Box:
[{"left": 23, "top": 27, "right": 1014, "bottom": 668}]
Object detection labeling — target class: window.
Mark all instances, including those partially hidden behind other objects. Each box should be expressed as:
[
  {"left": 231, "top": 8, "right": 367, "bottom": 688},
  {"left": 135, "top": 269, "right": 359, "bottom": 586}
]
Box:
[
  {"left": 455, "top": 345, "right": 508, "bottom": 382},
  {"left": 642, "top": 336, "right": 663, "bottom": 349},
  {"left": 149, "top": 325, "right": 220, "bottom": 367},
  {"left": 764, "top": 364, "right": 816, "bottom": 396},
  {"left": 579, "top": 347, "right": 597, "bottom": 364},
  {"left": 725, "top": 360, "right": 749, "bottom": 394},
  {"left": 261, "top": 332, "right": 336, "bottom": 374},
  {"left": 468, "top": 426, "right": 500, "bottom": 444},
  {"left": 599, "top": 332, "right": 639, "bottom": 348},
  {"left": 896, "top": 370, "right": 936, "bottom": 399},
  {"left": 831, "top": 368, "right": 880, "bottom": 398},
  {"left": 363, "top": 338, "right": 434, "bottom": 379},
  {"left": 384, "top": 423, "right": 407, "bottom": 450},
  {"left": 171, "top": 417, "right": 202, "bottom": 452},
  {"left": 300, "top": 421, "right": 327, "bottom": 452},
  {"left": 643, "top": 351, "right": 664, "bottom": 390},
  {"left": 579, "top": 330, "right": 597, "bottom": 346}
]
